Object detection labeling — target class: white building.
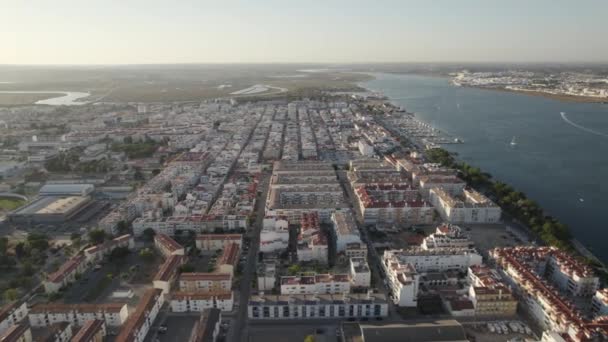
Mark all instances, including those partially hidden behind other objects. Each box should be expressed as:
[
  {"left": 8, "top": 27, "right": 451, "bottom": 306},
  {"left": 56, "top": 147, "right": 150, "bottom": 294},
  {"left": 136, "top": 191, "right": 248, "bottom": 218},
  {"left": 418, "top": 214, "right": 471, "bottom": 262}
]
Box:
[
  {"left": 421, "top": 224, "right": 472, "bottom": 250},
  {"left": 257, "top": 262, "right": 277, "bottom": 292},
  {"left": 170, "top": 292, "right": 234, "bottom": 312},
  {"left": 592, "top": 289, "right": 608, "bottom": 317},
  {"left": 83, "top": 234, "right": 135, "bottom": 264},
  {"left": 357, "top": 140, "right": 375, "bottom": 157},
  {"left": 349, "top": 258, "right": 371, "bottom": 288},
  {"left": 280, "top": 273, "right": 351, "bottom": 295},
  {"left": 248, "top": 293, "right": 389, "bottom": 320},
  {"left": 383, "top": 247, "right": 482, "bottom": 274},
  {"left": 331, "top": 211, "right": 362, "bottom": 253},
  {"left": 429, "top": 187, "right": 501, "bottom": 224},
  {"left": 115, "top": 289, "right": 164, "bottom": 342},
  {"left": 260, "top": 217, "right": 289, "bottom": 253},
  {"left": 382, "top": 252, "right": 420, "bottom": 307},
  {"left": 28, "top": 303, "right": 129, "bottom": 328},
  {"left": 0, "top": 302, "right": 29, "bottom": 336},
  {"left": 44, "top": 255, "right": 88, "bottom": 293},
  {"left": 196, "top": 234, "right": 243, "bottom": 252}
]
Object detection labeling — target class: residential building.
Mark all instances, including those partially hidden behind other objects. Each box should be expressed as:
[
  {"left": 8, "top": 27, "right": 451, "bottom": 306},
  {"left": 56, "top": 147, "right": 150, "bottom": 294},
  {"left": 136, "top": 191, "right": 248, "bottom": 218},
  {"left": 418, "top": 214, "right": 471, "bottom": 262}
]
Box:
[
  {"left": 349, "top": 258, "right": 371, "bottom": 289},
  {"left": 296, "top": 212, "right": 328, "bottom": 263},
  {"left": 115, "top": 289, "right": 164, "bottom": 342},
  {"left": 429, "top": 187, "right": 501, "bottom": 224},
  {"left": 179, "top": 273, "right": 232, "bottom": 293},
  {"left": 382, "top": 252, "right": 419, "bottom": 307},
  {"left": 153, "top": 255, "right": 187, "bottom": 294},
  {"left": 0, "top": 323, "right": 32, "bottom": 342},
  {"left": 44, "top": 255, "right": 88, "bottom": 293},
  {"left": 188, "top": 308, "right": 221, "bottom": 342},
  {"left": 248, "top": 293, "right": 389, "bottom": 320},
  {"left": 257, "top": 262, "right": 277, "bottom": 292},
  {"left": 0, "top": 302, "right": 28, "bottom": 336},
  {"left": 330, "top": 211, "right": 362, "bottom": 253},
  {"left": 170, "top": 292, "right": 234, "bottom": 312},
  {"left": 83, "top": 234, "right": 135, "bottom": 264},
  {"left": 280, "top": 273, "right": 350, "bottom": 295},
  {"left": 154, "top": 233, "right": 185, "bottom": 257},
  {"left": 383, "top": 248, "right": 482, "bottom": 274},
  {"left": 71, "top": 320, "right": 106, "bottom": 342},
  {"left": 196, "top": 234, "right": 242, "bottom": 252},
  {"left": 28, "top": 303, "right": 128, "bottom": 328},
  {"left": 421, "top": 224, "right": 472, "bottom": 250},
  {"left": 260, "top": 217, "right": 289, "bottom": 253}
]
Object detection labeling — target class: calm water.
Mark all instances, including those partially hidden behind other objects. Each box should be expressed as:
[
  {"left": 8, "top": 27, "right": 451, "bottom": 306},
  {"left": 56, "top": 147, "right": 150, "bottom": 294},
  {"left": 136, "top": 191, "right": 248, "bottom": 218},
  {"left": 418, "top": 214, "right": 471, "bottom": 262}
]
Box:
[
  {"left": 363, "top": 73, "right": 608, "bottom": 261},
  {"left": 0, "top": 90, "right": 90, "bottom": 105}
]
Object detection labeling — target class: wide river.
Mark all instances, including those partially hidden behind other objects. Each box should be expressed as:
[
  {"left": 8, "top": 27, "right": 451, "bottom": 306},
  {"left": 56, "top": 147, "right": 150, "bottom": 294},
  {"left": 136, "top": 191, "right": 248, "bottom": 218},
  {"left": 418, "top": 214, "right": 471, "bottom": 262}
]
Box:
[{"left": 363, "top": 73, "right": 608, "bottom": 262}]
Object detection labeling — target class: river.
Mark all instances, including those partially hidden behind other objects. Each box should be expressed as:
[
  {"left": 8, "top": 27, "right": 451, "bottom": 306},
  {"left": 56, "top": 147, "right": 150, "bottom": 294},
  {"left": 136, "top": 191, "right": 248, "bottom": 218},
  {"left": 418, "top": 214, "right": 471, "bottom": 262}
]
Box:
[{"left": 362, "top": 73, "right": 608, "bottom": 262}]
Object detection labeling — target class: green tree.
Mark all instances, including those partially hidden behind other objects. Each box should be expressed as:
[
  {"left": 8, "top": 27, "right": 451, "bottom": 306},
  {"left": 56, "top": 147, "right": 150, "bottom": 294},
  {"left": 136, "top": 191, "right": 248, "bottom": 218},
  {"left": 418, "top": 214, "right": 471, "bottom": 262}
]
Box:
[
  {"left": 142, "top": 228, "right": 156, "bottom": 242},
  {"left": 304, "top": 335, "right": 316, "bottom": 342},
  {"left": 3, "top": 288, "right": 18, "bottom": 301},
  {"left": 139, "top": 248, "right": 155, "bottom": 263},
  {"left": 88, "top": 229, "right": 106, "bottom": 245}
]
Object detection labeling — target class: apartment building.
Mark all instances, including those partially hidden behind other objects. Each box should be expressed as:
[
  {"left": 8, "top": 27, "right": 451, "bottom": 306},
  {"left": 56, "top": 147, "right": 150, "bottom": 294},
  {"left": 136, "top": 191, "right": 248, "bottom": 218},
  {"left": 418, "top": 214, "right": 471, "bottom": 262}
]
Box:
[
  {"left": 154, "top": 233, "right": 185, "bottom": 258},
  {"left": 179, "top": 273, "right": 232, "bottom": 293},
  {"left": 383, "top": 247, "right": 482, "bottom": 274},
  {"left": 260, "top": 217, "right": 289, "bottom": 253},
  {"left": 115, "top": 289, "right": 164, "bottom": 342},
  {"left": 71, "top": 320, "right": 106, "bottom": 342},
  {"left": 355, "top": 185, "right": 434, "bottom": 225},
  {"left": 153, "top": 255, "right": 187, "bottom": 294},
  {"left": 349, "top": 258, "right": 371, "bottom": 289},
  {"left": 83, "top": 234, "right": 135, "bottom": 264},
  {"left": 28, "top": 303, "right": 128, "bottom": 328},
  {"left": 0, "top": 302, "right": 28, "bottom": 336},
  {"left": 330, "top": 211, "right": 362, "bottom": 253},
  {"left": 44, "top": 255, "right": 88, "bottom": 293},
  {"left": 421, "top": 224, "right": 473, "bottom": 250},
  {"left": 196, "top": 234, "right": 243, "bottom": 252},
  {"left": 297, "top": 212, "right": 328, "bottom": 263},
  {"left": 280, "top": 273, "right": 350, "bottom": 295},
  {"left": 0, "top": 323, "right": 32, "bottom": 342},
  {"left": 491, "top": 247, "right": 608, "bottom": 341},
  {"left": 188, "top": 309, "right": 221, "bottom": 342},
  {"left": 248, "top": 293, "right": 389, "bottom": 320},
  {"left": 170, "top": 292, "right": 234, "bottom": 313},
  {"left": 429, "top": 187, "right": 501, "bottom": 224},
  {"left": 382, "top": 252, "right": 419, "bottom": 307}
]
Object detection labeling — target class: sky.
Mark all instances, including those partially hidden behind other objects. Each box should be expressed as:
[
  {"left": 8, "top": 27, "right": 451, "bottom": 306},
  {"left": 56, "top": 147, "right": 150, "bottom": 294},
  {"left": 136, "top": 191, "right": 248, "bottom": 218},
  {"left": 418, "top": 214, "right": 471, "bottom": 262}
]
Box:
[{"left": 1, "top": 0, "right": 607, "bottom": 65}]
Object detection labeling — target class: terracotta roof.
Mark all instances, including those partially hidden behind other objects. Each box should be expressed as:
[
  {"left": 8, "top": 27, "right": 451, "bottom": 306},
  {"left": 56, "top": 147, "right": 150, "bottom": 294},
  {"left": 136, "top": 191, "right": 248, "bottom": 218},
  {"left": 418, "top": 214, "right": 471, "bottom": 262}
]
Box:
[
  {"left": 71, "top": 320, "right": 105, "bottom": 342},
  {"left": 115, "top": 289, "right": 162, "bottom": 342}
]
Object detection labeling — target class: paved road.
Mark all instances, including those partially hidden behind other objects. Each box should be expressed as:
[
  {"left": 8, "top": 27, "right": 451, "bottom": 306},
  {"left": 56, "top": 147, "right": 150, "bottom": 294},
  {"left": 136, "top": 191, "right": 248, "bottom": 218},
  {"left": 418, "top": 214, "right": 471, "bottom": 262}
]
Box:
[{"left": 229, "top": 172, "right": 271, "bottom": 342}]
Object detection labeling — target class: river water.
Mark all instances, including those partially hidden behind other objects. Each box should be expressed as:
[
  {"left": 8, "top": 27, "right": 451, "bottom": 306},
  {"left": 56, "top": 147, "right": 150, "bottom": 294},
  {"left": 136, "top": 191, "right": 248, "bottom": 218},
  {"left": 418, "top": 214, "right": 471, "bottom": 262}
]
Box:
[
  {"left": 0, "top": 90, "right": 90, "bottom": 105},
  {"left": 363, "top": 73, "right": 608, "bottom": 262}
]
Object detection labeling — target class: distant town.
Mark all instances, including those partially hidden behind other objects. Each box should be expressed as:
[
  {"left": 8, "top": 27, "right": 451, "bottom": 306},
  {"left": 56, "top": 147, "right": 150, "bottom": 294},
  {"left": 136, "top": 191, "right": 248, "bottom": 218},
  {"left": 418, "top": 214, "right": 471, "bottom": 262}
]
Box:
[
  {"left": 0, "top": 91, "right": 607, "bottom": 342},
  {"left": 452, "top": 70, "right": 608, "bottom": 102}
]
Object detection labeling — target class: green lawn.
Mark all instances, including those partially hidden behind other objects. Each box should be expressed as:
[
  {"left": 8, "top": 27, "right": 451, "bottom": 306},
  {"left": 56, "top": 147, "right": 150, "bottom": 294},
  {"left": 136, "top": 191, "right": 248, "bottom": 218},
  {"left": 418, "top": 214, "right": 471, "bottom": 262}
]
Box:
[{"left": 0, "top": 198, "right": 25, "bottom": 211}]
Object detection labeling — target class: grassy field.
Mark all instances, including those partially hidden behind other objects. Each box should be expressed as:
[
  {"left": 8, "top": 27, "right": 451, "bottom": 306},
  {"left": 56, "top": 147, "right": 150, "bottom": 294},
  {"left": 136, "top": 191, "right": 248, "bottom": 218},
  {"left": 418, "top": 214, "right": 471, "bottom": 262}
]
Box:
[
  {"left": 0, "top": 66, "right": 374, "bottom": 104},
  {"left": 0, "top": 198, "right": 25, "bottom": 211},
  {"left": 0, "top": 93, "right": 63, "bottom": 106}
]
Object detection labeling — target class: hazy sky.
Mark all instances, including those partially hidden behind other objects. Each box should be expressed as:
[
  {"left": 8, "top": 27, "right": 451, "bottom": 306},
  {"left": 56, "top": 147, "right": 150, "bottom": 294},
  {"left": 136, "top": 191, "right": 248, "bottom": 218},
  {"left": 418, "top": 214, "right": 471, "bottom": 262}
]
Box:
[{"left": 2, "top": 0, "right": 607, "bottom": 64}]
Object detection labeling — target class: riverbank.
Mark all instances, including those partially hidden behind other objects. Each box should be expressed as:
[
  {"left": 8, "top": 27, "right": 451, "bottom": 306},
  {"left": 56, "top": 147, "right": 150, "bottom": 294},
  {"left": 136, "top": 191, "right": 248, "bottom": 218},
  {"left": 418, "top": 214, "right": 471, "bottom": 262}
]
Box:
[
  {"left": 463, "top": 85, "right": 608, "bottom": 104},
  {"left": 361, "top": 72, "right": 608, "bottom": 267}
]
